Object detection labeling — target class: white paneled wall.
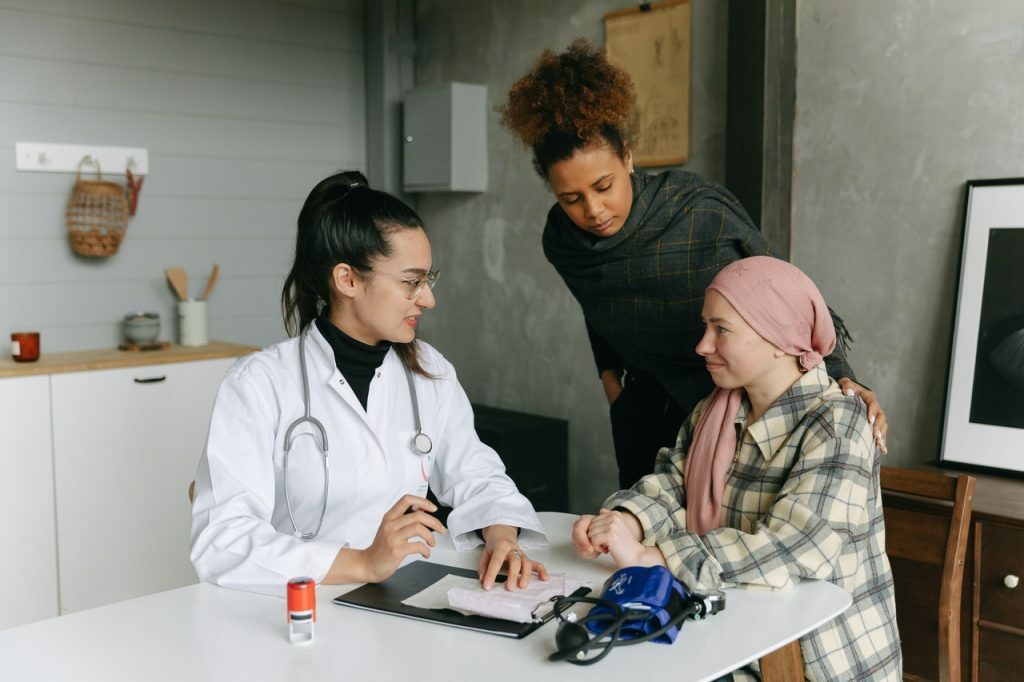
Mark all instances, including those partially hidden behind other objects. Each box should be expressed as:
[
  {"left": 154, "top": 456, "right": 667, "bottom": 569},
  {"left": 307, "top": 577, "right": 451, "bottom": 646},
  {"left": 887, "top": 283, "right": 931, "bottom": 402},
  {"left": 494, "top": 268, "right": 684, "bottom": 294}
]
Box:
[{"left": 0, "top": 0, "right": 366, "bottom": 351}]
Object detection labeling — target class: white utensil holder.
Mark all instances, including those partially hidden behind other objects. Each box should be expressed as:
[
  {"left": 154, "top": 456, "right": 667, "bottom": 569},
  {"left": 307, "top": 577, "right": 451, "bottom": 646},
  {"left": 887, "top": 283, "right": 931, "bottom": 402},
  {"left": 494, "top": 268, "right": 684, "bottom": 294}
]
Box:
[{"left": 178, "top": 299, "right": 208, "bottom": 347}]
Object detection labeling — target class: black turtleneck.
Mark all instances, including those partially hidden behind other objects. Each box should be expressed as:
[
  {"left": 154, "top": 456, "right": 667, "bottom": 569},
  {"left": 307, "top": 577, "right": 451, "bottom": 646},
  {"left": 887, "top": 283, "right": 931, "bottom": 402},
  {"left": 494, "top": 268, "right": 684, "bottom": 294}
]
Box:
[{"left": 315, "top": 317, "right": 391, "bottom": 411}]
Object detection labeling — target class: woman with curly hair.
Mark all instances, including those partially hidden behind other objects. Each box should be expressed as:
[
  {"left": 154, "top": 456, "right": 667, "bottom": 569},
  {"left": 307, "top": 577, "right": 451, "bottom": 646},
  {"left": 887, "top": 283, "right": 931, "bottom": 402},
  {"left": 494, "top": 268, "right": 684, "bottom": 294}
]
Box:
[{"left": 500, "top": 39, "right": 888, "bottom": 489}]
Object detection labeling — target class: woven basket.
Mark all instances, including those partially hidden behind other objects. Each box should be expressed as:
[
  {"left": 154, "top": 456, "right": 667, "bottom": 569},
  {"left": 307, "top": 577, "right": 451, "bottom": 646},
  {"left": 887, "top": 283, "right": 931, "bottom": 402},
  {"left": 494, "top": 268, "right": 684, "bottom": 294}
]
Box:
[{"left": 66, "top": 162, "right": 129, "bottom": 257}]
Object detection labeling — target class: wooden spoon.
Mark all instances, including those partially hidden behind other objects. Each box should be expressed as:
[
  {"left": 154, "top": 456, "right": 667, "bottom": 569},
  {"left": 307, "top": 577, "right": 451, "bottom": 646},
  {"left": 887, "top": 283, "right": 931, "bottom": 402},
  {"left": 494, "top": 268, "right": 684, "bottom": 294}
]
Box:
[
  {"left": 165, "top": 266, "right": 189, "bottom": 301},
  {"left": 199, "top": 264, "right": 220, "bottom": 301}
]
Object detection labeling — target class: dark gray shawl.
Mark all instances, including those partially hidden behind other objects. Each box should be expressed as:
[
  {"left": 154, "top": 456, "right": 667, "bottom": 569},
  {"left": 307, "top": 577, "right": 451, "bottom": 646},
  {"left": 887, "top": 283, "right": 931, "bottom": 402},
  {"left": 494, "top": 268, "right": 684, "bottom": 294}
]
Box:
[{"left": 542, "top": 169, "right": 855, "bottom": 412}]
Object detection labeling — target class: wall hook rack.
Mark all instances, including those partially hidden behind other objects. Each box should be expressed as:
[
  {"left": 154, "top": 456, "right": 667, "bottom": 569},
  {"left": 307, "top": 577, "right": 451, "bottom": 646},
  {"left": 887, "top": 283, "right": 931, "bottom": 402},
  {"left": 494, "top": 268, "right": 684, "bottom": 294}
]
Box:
[{"left": 14, "top": 142, "right": 149, "bottom": 175}]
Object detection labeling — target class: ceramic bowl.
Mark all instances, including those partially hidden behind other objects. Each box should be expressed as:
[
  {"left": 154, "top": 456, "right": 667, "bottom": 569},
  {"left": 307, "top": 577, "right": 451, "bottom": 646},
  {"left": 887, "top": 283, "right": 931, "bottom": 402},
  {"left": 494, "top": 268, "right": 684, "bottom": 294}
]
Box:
[{"left": 123, "top": 311, "right": 160, "bottom": 345}]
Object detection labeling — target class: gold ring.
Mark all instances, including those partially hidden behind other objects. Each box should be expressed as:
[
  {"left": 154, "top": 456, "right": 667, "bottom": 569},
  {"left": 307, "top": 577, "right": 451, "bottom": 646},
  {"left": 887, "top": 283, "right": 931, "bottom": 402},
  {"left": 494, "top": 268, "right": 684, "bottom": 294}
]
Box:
[{"left": 507, "top": 548, "right": 522, "bottom": 561}]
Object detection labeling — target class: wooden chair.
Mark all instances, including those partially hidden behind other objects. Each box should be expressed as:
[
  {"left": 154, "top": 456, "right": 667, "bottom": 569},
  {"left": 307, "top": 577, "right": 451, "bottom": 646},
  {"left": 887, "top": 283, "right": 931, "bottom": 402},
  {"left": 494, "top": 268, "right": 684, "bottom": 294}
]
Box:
[
  {"left": 881, "top": 466, "right": 976, "bottom": 682},
  {"left": 759, "top": 639, "right": 805, "bottom": 681}
]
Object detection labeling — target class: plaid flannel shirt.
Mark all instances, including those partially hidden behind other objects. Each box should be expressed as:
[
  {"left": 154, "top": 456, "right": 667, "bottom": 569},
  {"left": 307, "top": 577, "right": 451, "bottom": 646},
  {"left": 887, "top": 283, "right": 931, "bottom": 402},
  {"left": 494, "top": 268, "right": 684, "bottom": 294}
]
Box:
[{"left": 605, "top": 365, "right": 901, "bottom": 681}]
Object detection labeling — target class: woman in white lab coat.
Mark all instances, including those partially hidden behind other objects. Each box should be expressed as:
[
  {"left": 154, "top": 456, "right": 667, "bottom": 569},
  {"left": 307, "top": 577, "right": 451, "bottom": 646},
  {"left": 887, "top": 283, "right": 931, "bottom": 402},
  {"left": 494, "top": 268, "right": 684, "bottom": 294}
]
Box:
[{"left": 190, "top": 171, "right": 548, "bottom": 595}]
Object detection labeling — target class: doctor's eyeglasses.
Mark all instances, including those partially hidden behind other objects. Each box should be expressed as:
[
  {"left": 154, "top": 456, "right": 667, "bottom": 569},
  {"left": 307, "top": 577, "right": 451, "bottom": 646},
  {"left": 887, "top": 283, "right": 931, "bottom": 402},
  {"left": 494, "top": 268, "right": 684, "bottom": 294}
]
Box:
[{"left": 372, "top": 268, "right": 441, "bottom": 300}]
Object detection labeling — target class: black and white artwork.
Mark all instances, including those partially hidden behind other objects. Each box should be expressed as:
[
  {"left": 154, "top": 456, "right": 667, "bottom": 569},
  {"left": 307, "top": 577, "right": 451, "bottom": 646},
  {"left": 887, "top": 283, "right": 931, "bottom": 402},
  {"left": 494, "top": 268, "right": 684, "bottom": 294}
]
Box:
[
  {"left": 969, "top": 228, "right": 1024, "bottom": 430},
  {"left": 941, "top": 180, "right": 1024, "bottom": 475}
]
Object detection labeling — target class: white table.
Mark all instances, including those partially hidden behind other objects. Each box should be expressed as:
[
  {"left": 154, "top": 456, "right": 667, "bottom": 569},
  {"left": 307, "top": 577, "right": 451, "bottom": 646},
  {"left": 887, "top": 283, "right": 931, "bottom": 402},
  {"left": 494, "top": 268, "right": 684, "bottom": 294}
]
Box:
[{"left": 0, "top": 512, "right": 850, "bottom": 681}]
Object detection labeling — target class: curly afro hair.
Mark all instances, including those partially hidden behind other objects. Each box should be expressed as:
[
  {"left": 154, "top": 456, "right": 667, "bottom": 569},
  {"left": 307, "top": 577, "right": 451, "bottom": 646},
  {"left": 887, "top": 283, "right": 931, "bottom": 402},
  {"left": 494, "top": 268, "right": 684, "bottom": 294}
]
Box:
[{"left": 499, "top": 38, "right": 636, "bottom": 177}]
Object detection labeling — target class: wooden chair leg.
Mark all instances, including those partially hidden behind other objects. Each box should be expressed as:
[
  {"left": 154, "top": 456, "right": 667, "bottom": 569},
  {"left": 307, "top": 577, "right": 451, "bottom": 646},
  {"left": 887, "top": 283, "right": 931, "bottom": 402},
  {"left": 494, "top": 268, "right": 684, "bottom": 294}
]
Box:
[{"left": 760, "top": 640, "right": 804, "bottom": 681}]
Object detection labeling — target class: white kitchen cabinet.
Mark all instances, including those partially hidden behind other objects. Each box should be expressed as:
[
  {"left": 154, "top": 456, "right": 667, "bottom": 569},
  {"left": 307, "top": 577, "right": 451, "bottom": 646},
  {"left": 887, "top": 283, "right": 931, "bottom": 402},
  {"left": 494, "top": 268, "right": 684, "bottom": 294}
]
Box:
[
  {"left": 0, "top": 375, "right": 58, "bottom": 629},
  {"left": 0, "top": 342, "right": 252, "bottom": 623},
  {"left": 50, "top": 357, "right": 233, "bottom": 614}
]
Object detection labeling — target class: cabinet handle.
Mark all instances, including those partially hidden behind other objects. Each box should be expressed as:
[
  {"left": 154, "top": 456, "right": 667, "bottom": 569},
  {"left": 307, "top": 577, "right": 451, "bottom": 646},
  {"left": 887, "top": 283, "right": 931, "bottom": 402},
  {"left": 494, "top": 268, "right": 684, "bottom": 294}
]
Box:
[
  {"left": 133, "top": 376, "right": 167, "bottom": 384},
  {"left": 1005, "top": 575, "right": 1020, "bottom": 589}
]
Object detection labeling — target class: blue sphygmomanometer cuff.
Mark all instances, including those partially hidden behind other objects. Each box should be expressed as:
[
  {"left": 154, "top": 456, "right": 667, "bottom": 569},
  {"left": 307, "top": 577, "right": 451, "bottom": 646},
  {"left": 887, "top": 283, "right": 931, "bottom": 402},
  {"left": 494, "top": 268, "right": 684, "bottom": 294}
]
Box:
[{"left": 585, "top": 565, "right": 690, "bottom": 644}]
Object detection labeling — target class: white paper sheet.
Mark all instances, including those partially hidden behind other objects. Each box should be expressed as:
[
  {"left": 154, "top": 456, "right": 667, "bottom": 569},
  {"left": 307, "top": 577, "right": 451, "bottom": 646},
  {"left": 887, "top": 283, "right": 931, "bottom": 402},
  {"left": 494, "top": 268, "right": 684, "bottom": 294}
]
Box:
[
  {"left": 402, "top": 574, "right": 475, "bottom": 610},
  {"left": 401, "top": 573, "right": 590, "bottom": 623}
]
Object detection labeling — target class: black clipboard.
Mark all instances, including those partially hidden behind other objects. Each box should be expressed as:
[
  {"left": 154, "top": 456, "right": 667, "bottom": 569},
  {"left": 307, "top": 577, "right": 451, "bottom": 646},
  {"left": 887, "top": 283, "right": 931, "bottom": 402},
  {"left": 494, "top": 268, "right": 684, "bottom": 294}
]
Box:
[{"left": 332, "top": 561, "right": 591, "bottom": 638}]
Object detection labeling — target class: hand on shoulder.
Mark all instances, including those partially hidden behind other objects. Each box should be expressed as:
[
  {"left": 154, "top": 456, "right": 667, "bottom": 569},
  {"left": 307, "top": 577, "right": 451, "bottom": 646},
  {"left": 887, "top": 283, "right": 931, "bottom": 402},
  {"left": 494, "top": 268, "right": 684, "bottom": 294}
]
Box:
[{"left": 837, "top": 378, "right": 888, "bottom": 454}]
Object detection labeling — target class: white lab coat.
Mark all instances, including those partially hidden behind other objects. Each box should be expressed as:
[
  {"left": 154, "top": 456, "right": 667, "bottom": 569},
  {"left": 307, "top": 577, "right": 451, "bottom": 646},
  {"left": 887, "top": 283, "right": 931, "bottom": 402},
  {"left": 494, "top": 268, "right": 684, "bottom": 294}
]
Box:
[{"left": 190, "top": 325, "right": 547, "bottom": 595}]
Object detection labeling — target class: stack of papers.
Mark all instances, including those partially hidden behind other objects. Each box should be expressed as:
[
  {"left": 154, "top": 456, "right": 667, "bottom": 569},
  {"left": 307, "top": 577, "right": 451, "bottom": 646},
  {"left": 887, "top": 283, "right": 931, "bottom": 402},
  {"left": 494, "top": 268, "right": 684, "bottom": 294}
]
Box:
[{"left": 402, "top": 573, "right": 590, "bottom": 623}]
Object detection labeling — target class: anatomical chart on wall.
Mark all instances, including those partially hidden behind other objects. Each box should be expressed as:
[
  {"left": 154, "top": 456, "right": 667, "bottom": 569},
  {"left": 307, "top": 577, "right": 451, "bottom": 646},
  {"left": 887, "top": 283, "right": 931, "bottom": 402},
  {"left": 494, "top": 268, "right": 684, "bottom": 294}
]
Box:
[{"left": 604, "top": 0, "right": 691, "bottom": 167}]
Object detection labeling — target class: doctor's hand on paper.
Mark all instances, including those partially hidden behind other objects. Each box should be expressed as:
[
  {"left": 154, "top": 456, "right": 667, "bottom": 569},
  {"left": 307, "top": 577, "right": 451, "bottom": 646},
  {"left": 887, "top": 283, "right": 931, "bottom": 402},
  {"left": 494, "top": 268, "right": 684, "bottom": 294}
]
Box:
[
  {"left": 354, "top": 495, "right": 447, "bottom": 583},
  {"left": 477, "top": 524, "right": 549, "bottom": 592}
]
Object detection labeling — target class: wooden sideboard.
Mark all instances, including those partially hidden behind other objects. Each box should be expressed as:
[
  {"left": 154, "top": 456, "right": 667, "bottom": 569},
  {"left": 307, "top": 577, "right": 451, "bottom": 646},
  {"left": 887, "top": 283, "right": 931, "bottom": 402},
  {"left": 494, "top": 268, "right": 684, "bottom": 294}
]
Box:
[
  {"left": 965, "top": 473, "right": 1024, "bottom": 681},
  {"left": 887, "top": 468, "right": 1023, "bottom": 681}
]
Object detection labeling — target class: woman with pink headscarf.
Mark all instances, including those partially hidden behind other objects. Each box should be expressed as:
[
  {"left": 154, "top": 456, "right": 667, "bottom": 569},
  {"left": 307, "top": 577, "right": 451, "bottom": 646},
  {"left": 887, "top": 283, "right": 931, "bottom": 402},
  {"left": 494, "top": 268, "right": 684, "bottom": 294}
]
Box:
[{"left": 571, "top": 257, "right": 901, "bottom": 681}]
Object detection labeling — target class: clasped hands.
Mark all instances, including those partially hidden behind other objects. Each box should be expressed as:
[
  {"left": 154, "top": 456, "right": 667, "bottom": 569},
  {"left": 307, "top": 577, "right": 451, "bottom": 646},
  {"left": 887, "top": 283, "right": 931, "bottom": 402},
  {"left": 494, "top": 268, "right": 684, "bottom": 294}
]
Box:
[{"left": 572, "top": 508, "right": 665, "bottom": 568}]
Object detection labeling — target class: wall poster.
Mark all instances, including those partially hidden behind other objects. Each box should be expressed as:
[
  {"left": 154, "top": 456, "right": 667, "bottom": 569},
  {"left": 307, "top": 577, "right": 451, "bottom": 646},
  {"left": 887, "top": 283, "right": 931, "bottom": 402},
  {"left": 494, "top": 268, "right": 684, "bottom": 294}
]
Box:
[{"left": 604, "top": 0, "right": 691, "bottom": 167}]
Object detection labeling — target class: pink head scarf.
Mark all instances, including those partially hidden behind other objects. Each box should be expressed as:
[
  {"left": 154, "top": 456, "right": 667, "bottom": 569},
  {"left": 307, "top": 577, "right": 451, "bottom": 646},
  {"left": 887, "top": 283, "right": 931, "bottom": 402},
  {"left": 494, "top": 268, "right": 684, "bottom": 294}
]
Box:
[{"left": 684, "top": 256, "right": 836, "bottom": 535}]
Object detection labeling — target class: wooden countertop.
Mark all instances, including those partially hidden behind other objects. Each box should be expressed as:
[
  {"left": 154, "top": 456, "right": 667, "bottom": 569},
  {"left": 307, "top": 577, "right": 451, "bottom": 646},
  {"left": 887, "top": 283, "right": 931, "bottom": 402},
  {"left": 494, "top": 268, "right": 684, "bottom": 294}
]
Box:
[
  {"left": 963, "top": 472, "right": 1024, "bottom": 523},
  {"left": 0, "top": 340, "right": 258, "bottom": 378},
  {"left": 923, "top": 463, "right": 1024, "bottom": 523}
]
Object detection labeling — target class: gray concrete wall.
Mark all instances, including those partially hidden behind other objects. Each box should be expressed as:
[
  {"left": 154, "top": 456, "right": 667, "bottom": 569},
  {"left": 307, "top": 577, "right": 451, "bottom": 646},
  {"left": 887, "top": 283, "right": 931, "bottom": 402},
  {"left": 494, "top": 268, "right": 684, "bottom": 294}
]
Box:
[
  {"left": 791, "top": 1, "right": 1024, "bottom": 468},
  {"left": 413, "top": 0, "right": 730, "bottom": 511}
]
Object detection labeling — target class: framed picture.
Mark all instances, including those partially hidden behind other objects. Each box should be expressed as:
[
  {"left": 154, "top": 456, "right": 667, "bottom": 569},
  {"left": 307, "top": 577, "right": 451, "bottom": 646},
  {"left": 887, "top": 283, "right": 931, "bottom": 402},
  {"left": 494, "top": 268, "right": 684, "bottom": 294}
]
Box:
[
  {"left": 604, "top": 0, "right": 691, "bottom": 167},
  {"left": 940, "top": 178, "right": 1024, "bottom": 476}
]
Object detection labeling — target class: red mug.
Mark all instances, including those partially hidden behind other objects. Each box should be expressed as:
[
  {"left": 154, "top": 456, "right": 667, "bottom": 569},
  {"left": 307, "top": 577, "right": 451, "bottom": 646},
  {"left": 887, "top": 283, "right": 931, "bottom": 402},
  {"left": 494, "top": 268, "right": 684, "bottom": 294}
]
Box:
[{"left": 11, "top": 332, "right": 40, "bottom": 362}]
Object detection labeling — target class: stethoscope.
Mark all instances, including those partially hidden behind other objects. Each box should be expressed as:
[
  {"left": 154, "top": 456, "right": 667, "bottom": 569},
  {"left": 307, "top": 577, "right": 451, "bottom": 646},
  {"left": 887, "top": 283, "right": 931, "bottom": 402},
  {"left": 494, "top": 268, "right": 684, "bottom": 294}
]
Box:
[{"left": 282, "top": 328, "right": 433, "bottom": 540}]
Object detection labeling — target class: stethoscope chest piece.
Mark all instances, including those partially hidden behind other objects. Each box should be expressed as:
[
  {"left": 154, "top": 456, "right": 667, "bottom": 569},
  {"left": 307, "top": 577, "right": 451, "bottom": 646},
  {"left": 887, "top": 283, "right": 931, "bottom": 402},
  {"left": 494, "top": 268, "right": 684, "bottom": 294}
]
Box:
[
  {"left": 412, "top": 431, "right": 433, "bottom": 455},
  {"left": 285, "top": 327, "right": 434, "bottom": 540}
]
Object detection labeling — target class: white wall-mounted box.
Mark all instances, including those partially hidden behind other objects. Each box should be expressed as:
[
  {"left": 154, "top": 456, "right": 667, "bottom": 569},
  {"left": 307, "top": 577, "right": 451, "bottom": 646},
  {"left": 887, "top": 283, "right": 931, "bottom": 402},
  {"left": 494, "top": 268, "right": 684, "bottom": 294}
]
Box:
[{"left": 403, "top": 82, "right": 487, "bottom": 193}]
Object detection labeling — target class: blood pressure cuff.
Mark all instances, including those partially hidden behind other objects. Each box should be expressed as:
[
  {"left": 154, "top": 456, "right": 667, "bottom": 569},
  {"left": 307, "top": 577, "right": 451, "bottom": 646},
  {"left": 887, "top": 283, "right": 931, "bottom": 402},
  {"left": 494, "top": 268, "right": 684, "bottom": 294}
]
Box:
[{"left": 585, "top": 565, "right": 690, "bottom": 644}]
